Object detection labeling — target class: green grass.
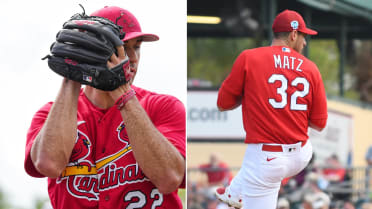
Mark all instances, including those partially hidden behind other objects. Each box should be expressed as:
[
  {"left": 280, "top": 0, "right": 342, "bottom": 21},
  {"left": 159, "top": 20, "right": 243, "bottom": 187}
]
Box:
[{"left": 178, "top": 189, "right": 186, "bottom": 209}]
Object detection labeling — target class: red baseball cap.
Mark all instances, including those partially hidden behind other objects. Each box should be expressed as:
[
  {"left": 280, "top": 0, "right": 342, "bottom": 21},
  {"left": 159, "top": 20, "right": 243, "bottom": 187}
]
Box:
[
  {"left": 272, "top": 10, "right": 317, "bottom": 35},
  {"left": 91, "top": 6, "right": 159, "bottom": 42}
]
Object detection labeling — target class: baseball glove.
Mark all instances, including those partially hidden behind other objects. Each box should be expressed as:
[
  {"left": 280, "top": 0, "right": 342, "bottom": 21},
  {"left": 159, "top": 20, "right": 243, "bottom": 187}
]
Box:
[{"left": 43, "top": 11, "right": 130, "bottom": 91}]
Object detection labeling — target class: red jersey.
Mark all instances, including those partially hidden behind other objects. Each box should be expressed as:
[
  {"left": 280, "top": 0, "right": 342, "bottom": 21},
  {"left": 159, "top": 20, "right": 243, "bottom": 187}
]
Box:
[
  {"left": 24, "top": 86, "right": 186, "bottom": 209},
  {"left": 199, "top": 162, "right": 232, "bottom": 185},
  {"left": 218, "top": 46, "right": 328, "bottom": 144},
  {"left": 323, "top": 168, "right": 346, "bottom": 182}
]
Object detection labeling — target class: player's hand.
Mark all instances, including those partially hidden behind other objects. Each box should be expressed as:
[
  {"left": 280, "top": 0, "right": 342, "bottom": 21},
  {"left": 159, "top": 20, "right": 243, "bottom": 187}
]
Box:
[
  {"left": 107, "top": 45, "right": 134, "bottom": 101},
  {"left": 107, "top": 45, "right": 127, "bottom": 69},
  {"left": 45, "top": 13, "right": 128, "bottom": 91}
]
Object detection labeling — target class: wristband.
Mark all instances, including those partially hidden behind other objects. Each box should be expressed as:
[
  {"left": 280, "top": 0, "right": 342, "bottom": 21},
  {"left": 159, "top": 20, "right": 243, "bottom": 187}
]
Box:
[{"left": 115, "top": 89, "right": 136, "bottom": 110}]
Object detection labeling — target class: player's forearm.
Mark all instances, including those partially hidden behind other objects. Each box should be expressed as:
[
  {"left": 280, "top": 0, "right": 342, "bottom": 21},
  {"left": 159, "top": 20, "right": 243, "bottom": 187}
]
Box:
[
  {"left": 120, "top": 98, "right": 185, "bottom": 194},
  {"left": 31, "top": 79, "right": 81, "bottom": 178}
]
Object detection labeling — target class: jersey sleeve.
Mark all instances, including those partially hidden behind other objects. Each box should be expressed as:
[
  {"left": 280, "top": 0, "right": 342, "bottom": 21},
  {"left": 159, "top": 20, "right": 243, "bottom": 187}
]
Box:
[
  {"left": 217, "top": 51, "right": 247, "bottom": 109},
  {"left": 24, "top": 102, "right": 53, "bottom": 178},
  {"left": 309, "top": 65, "right": 328, "bottom": 128},
  {"left": 149, "top": 95, "right": 186, "bottom": 158},
  {"left": 146, "top": 95, "right": 186, "bottom": 188}
]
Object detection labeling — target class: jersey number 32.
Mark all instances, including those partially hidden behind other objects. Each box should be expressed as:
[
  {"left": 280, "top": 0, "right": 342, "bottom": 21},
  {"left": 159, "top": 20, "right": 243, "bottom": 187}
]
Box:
[{"left": 268, "top": 74, "right": 309, "bottom": 110}]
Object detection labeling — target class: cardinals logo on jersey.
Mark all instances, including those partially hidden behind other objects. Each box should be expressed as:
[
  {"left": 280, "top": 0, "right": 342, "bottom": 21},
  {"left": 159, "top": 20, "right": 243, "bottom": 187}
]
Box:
[
  {"left": 57, "top": 121, "right": 147, "bottom": 201},
  {"left": 67, "top": 122, "right": 93, "bottom": 171},
  {"left": 117, "top": 121, "right": 130, "bottom": 146},
  {"left": 57, "top": 121, "right": 98, "bottom": 200},
  {"left": 70, "top": 132, "right": 91, "bottom": 163}
]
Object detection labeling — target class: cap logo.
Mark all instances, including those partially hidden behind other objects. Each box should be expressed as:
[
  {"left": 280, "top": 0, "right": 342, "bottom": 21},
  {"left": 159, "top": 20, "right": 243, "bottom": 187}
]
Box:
[
  {"left": 120, "top": 10, "right": 136, "bottom": 28},
  {"left": 290, "top": 20, "right": 299, "bottom": 30}
]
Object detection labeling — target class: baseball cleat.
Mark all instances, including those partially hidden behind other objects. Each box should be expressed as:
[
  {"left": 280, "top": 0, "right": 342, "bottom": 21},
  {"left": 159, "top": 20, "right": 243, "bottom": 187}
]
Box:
[{"left": 215, "top": 187, "right": 242, "bottom": 209}]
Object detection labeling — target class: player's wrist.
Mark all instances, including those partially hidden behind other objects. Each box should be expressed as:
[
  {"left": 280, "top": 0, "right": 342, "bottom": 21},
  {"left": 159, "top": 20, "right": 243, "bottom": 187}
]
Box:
[
  {"left": 115, "top": 89, "right": 136, "bottom": 110},
  {"left": 61, "top": 78, "right": 81, "bottom": 93},
  {"left": 109, "top": 84, "right": 132, "bottom": 100}
]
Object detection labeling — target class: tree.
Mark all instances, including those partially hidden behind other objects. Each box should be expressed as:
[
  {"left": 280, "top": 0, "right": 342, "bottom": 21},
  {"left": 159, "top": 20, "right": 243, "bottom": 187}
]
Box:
[
  {"left": 352, "top": 40, "right": 372, "bottom": 103},
  {"left": 187, "top": 38, "right": 256, "bottom": 86}
]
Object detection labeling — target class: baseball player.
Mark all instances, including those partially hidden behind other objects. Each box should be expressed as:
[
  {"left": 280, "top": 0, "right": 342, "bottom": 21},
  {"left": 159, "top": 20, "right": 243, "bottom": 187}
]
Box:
[
  {"left": 215, "top": 10, "right": 328, "bottom": 209},
  {"left": 24, "top": 6, "right": 185, "bottom": 209}
]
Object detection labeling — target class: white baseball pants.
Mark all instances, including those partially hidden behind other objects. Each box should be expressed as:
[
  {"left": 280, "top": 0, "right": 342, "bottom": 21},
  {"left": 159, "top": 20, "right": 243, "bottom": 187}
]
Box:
[{"left": 227, "top": 141, "right": 313, "bottom": 209}]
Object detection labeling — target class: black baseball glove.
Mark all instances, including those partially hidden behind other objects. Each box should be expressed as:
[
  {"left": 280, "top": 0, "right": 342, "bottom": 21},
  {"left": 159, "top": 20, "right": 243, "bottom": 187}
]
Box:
[{"left": 43, "top": 12, "right": 130, "bottom": 91}]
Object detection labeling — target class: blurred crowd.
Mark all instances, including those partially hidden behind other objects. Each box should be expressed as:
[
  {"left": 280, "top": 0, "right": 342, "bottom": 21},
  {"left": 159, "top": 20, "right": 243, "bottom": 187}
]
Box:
[{"left": 188, "top": 149, "right": 372, "bottom": 209}]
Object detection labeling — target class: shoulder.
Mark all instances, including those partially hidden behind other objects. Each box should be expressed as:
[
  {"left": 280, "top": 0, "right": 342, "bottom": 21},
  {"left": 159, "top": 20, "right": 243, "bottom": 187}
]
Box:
[
  {"left": 31, "top": 102, "right": 53, "bottom": 121},
  {"left": 133, "top": 85, "right": 181, "bottom": 103},
  {"left": 199, "top": 164, "right": 209, "bottom": 169},
  {"left": 303, "top": 57, "right": 318, "bottom": 70},
  {"left": 218, "top": 162, "right": 229, "bottom": 168},
  {"left": 132, "top": 86, "right": 185, "bottom": 111},
  {"left": 368, "top": 145, "right": 372, "bottom": 152},
  {"left": 39, "top": 102, "right": 54, "bottom": 112},
  {"left": 27, "top": 102, "right": 53, "bottom": 137},
  {"left": 232, "top": 48, "right": 261, "bottom": 66},
  {"left": 32, "top": 89, "right": 87, "bottom": 120},
  {"left": 289, "top": 50, "right": 321, "bottom": 79}
]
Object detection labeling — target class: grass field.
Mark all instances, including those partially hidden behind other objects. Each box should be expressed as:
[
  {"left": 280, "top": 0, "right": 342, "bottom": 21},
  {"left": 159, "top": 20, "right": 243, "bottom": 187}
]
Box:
[{"left": 178, "top": 188, "right": 186, "bottom": 208}]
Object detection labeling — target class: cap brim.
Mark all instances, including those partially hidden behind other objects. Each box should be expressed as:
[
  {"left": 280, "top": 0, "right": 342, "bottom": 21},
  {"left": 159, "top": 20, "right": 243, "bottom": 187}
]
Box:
[
  {"left": 123, "top": 32, "right": 159, "bottom": 42},
  {"left": 300, "top": 28, "right": 318, "bottom": 35}
]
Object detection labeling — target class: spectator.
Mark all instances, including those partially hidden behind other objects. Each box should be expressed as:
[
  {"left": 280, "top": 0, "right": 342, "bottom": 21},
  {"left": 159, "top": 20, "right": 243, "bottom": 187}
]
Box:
[
  {"left": 322, "top": 154, "right": 346, "bottom": 183},
  {"left": 277, "top": 197, "right": 290, "bottom": 209},
  {"left": 342, "top": 201, "right": 355, "bottom": 209},
  {"left": 284, "top": 172, "right": 324, "bottom": 207},
  {"left": 279, "top": 153, "right": 319, "bottom": 204},
  {"left": 303, "top": 192, "right": 331, "bottom": 209},
  {"left": 366, "top": 145, "right": 372, "bottom": 166},
  {"left": 361, "top": 202, "right": 372, "bottom": 209},
  {"left": 366, "top": 146, "right": 372, "bottom": 201},
  {"left": 188, "top": 181, "right": 208, "bottom": 209},
  {"left": 199, "top": 153, "right": 233, "bottom": 186},
  {"left": 188, "top": 195, "right": 204, "bottom": 209},
  {"left": 321, "top": 154, "right": 351, "bottom": 201},
  {"left": 295, "top": 153, "right": 318, "bottom": 187}
]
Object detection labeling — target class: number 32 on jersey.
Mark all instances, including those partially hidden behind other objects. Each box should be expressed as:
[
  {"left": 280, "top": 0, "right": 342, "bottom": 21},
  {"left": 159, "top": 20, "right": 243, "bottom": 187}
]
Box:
[
  {"left": 268, "top": 74, "right": 309, "bottom": 111},
  {"left": 125, "top": 188, "right": 163, "bottom": 209}
]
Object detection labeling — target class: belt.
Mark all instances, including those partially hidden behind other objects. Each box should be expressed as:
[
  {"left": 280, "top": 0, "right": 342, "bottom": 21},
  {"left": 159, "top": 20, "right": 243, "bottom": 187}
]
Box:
[{"left": 262, "top": 140, "right": 307, "bottom": 152}]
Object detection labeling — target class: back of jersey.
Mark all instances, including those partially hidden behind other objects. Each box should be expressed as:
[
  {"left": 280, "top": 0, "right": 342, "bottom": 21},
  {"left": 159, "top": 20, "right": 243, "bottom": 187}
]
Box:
[{"left": 219, "top": 45, "right": 327, "bottom": 144}]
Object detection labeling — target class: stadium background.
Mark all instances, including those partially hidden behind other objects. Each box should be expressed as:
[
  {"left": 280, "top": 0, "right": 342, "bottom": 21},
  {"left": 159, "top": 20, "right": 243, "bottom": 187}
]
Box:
[
  {"left": 0, "top": 0, "right": 186, "bottom": 208},
  {"left": 187, "top": 0, "right": 372, "bottom": 209}
]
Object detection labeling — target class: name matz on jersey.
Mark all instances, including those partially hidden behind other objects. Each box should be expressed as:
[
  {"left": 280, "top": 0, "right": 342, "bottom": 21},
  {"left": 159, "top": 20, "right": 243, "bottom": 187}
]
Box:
[{"left": 273, "top": 54, "right": 304, "bottom": 72}]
